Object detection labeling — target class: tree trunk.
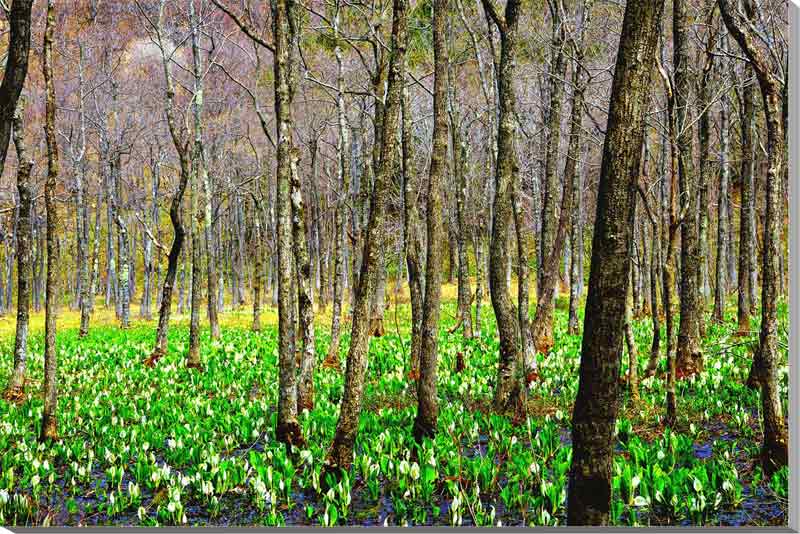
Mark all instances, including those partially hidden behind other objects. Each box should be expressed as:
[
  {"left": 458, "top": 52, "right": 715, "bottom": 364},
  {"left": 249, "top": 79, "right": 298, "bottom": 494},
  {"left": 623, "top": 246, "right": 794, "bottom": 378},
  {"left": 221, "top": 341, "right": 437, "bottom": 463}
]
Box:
[
  {"left": 148, "top": 3, "right": 192, "bottom": 363},
  {"left": 736, "top": 67, "right": 756, "bottom": 335},
  {"left": 513, "top": 168, "right": 536, "bottom": 374},
  {"left": 538, "top": 0, "right": 566, "bottom": 299},
  {"left": 483, "top": 0, "right": 523, "bottom": 415},
  {"left": 251, "top": 196, "right": 263, "bottom": 332},
  {"left": 111, "top": 156, "right": 130, "bottom": 328},
  {"left": 714, "top": 92, "right": 730, "bottom": 322},
  {"left": 674, "top": 0, "right": 703, "bottom": 376},
  {"left": 272, "top": 0, "right": 304, "bottom": 447},
  {"left": 187, "top": 170, "right": 203, "bottom": 368},
  {"left": 187, "top": 0, "right": 207, "bottom": 370},
  {"left": 40, "top": 0, "right": 60, "bottom": 442},
  {"left": 4, "top": 102, "right": 32, "bottom": 400},
  {"left": 567, "top": 165, "right": 582, "bottom": 335},
  {"left": 567, "top": 0, "right": 664, "bottom": 523},
  {"left": 402, "top": 85, "right": 425, "bottom": 378},
  {"left": 326, "top": 0, "right": 406, "bottom": 470},
  {"left": 325, "top": 26, "right": 352, "bottom": 368},
  {"left": 532, "top": 4, "right": 588, "bottom": 354},
  {"left": 291, "top": 149, "right": 316, "bottom": 413},
  {"left": 451, "top": 105, "right": 473, "bottom": 340},
  {"left": 413, "top": 0, "right": 447, "bottom": 442},
  {"left": 0, "top": 0, "right": 33, "bottom": 181},
  {"left": 719, "top": 0, "right": 788, "bottom": 476}
]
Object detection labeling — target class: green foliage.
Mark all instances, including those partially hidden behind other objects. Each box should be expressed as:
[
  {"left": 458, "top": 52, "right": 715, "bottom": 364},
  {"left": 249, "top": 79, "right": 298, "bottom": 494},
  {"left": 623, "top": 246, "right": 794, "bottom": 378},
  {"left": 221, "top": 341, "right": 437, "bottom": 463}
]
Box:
[{"left": 0, "top": 299, "right": 789, "bottom": 525}]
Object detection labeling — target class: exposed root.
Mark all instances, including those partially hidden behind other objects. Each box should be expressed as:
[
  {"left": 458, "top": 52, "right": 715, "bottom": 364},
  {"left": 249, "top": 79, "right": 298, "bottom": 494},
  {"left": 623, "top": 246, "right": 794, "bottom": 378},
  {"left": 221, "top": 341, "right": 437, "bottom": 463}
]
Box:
[
  {"left": 276, "top": 420, "right": 305, "bottom": 449},
  {"left": 143, "top": 348, "right": 165, "bottom": 368},
  {"left": 2, "top": 385, "right": 25, "bottom": 404},
  {"left": 760, "top": 435, "right": 788, "bottom": 477},
  {"left": 322, "top": 354, "right": 341, "bottom": 371},
  {"left": 369, "top": 318, "right": 385, "bottom": 337},
  {"left": 186, "top": 361, "right": 205, "bottom": 372},
  {"left": 455, "top": 352, "right": 466, "bottom": 374}
]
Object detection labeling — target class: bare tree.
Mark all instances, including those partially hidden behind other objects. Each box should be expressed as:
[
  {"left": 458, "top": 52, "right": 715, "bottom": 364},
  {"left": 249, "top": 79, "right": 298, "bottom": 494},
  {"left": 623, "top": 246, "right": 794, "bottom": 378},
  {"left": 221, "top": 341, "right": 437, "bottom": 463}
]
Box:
[
  {"left": 0, "top": 0, "right": 34, "bottom": 180},
  {"left": 482, "top": 0, "right": 523, "bottom": 414},
  {"left": 718, "top": 0, "right": 788, "bottom": 476},
  {"left": 413, "top": 0, "right": 448, "bottom": 442},
  {"left": 326, "top": 0, "right": 407, "bottom": 470},
  {"left": 3, "top": 101, "right": 33, "bottom": 400},
  {"left": 40, "top": 0, "right": 61, "bottom": 442},
  {"left": 567, "top": 0, "right": 664, "bottom": 523}
]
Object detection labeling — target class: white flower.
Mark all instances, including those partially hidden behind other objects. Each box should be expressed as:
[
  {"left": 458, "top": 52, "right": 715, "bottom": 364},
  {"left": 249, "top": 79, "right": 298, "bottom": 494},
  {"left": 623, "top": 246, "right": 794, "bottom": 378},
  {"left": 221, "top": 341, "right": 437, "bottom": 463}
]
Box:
[
  {"left": 530, "top": 462, "right": 540, "bottom": 476},
  {"left": 633, "top": 495, "right": 649, "bottom": 507},
  {"left": 410, "top": 463, "right": 420, "bottom": 481},
  {"left": 398, "top": 460, "right": 410, "bottom": 475}
]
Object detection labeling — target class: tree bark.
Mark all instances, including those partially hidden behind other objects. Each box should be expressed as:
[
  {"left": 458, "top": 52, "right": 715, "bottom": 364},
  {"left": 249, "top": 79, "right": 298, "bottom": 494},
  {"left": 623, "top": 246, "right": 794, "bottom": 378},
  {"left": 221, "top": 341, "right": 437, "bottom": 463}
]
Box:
[
  {"left": 483, "top": 0, "right": 523, "bottom": 415},
  {"left": 326, "top": 0, "right": 406, "bottom": 470},
  {"left": 402, "top": 85, "right": 425, "bottom": 378},
  {"left": 4, "top": 102, "right": 33, "bottom": 400},
  {"left": 0, "top": 0, "right": 33, "bottom": 181},
  {"left": 567, "top": 0, "right": 664, "bottom": 523},
  {"left": 674, "top": 0, "right": 703, "bottom": 376},
  {"left": 292, "top": 149, "right": 316, "bottom": 413},
  {"left": 624, "top": 267, "right": 639, "bottom": 402},
  {"left": 40, "top": 0, "right": 60, "bottom": 442},
  {"left": 413, "top": 0, "right": 448, "bottom": 442},
  {"left": 736, "top": 66, "right": 756, "bottom": 334},
  {"left": 719, "top": 0, "right": 788, "bottom": 476},
  {"left": 272, "top": 0, "right": 304, "bottom": 447}
]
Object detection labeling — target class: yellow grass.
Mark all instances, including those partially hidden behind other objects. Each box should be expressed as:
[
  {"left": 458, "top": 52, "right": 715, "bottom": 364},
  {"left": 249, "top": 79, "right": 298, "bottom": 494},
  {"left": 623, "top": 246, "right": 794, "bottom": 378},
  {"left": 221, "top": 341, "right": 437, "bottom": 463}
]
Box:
[{"left": 0, "top": 279, "right": 548, "bottom": 339}]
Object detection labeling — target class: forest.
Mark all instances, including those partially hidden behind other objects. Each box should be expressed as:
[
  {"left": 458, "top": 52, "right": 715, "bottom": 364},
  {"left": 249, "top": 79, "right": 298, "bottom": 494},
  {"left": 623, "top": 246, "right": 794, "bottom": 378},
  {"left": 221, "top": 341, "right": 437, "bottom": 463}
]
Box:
[{"left": 0, "top": 0, "right": 791, "bottom": 527}]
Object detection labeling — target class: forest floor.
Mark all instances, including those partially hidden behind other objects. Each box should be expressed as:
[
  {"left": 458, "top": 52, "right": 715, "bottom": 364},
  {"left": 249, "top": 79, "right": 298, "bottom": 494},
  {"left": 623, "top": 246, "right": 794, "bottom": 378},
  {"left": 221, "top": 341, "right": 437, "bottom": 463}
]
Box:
[{"left": 0, "top": 283, "right": 789, "bottom": 526}]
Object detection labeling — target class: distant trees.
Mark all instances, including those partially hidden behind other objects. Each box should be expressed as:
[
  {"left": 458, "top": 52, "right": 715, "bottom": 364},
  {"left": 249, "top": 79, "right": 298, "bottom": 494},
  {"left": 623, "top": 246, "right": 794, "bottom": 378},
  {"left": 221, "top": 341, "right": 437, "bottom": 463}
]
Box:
[{"left": 139, "top": 0, "right": 193, "bottom": 364}]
